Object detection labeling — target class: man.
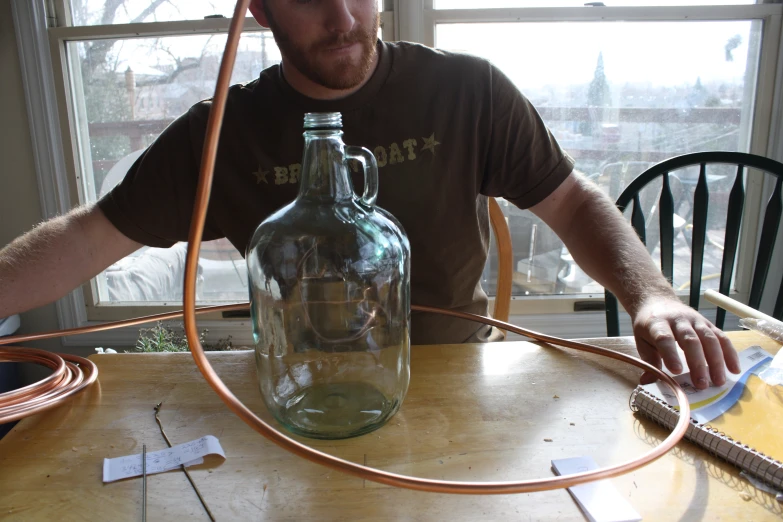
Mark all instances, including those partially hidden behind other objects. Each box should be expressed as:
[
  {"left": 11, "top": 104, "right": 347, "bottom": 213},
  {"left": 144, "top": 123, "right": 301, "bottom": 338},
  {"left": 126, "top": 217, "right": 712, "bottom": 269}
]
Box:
[{"left": 0, "top": 0, "right": 740, "bottom": 390}]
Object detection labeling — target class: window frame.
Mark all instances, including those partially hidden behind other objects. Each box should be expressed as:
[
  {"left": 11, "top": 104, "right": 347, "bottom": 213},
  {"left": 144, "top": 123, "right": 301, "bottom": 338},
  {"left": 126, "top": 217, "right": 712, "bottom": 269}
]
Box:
[{"left": 11, "top": 0, "right": 782, "bottom": 346}]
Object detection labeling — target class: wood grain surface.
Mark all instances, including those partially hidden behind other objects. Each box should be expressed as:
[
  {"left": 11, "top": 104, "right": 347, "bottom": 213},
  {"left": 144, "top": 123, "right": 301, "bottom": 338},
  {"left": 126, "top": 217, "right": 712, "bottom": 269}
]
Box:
[{"left": 0, "top": 330, "right": 780, "bottom": 521}]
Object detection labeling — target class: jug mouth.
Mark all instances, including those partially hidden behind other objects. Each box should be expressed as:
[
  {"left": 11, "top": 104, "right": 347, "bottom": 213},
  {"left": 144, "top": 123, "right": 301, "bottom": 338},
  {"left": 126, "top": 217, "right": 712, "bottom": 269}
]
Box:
[{"left": 304, "top": 112, "right": 342, "bottom": 131}]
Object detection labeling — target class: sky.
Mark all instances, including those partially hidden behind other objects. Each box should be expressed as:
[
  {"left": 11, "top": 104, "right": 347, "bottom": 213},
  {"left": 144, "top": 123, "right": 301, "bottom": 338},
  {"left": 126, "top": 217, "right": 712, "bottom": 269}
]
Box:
[{"left": 437, "top": 20, "right": 756, "bottom": 88}]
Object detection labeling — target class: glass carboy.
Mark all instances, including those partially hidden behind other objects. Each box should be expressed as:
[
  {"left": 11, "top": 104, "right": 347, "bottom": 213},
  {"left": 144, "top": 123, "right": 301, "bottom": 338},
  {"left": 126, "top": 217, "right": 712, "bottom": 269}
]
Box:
[{"left": 247, "top": 113, "right": 411, "bottom": 439}]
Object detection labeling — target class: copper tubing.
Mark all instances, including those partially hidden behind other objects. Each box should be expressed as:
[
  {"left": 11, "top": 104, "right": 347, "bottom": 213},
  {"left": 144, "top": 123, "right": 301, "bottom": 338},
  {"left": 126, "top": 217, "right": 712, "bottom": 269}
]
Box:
[
  {"left": 1, "top": 301, "right": 692, "bottom": 491},
  {"left": 0, "top": 347, "right": 97, "bottom": 424},
  {"left": 0, "top": 303, "right": 248, "bottom": 346},
  {"left": 0, "top": 303, "right": 249, "bottom": 424},
  {"left": 0, "top": 0, "right": 691, "bottom": 494},
  {"left": 177, "top": 0, "right": 692, "bottom": 495}
]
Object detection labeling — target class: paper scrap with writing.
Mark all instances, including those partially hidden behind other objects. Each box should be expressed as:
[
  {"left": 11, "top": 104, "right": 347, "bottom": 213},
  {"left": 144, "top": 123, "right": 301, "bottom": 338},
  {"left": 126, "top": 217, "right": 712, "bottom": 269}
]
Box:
[{"left": 103, "top": 435, "right": 225, "bottom": 483}]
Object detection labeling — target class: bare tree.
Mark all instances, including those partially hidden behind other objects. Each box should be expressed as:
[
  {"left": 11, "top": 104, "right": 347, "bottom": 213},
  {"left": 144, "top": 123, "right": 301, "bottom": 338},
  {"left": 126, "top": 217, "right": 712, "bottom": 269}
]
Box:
[{"left": 77, "top": 0, "right": 171, "bottom": 80}]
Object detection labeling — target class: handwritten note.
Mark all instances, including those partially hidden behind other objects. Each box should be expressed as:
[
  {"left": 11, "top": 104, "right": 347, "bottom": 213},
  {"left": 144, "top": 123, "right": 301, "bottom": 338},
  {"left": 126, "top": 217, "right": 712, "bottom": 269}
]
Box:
[{"left": 103, "top": 435, "right": 225, "bottom": 483}]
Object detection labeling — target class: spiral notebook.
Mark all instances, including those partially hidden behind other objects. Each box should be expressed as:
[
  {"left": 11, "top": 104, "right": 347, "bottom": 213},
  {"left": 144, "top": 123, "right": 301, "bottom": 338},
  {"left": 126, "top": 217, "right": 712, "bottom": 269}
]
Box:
[{"left": 630, "top": 345, "right": 783, "bottom": 491}]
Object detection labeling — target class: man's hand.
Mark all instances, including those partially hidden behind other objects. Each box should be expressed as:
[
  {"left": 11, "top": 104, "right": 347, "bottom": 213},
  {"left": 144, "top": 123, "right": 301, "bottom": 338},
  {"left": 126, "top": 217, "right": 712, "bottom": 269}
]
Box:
[
  {"left": 631, "top": 295, "right": 741, "bottom": 389},
  {"left": 529, "top": 171, "right": 742, "bottom": 390}
]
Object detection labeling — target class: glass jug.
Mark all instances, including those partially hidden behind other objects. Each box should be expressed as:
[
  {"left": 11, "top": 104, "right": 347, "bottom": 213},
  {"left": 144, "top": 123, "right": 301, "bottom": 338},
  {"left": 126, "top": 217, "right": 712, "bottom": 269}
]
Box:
[{"left": 247, "top": 113, "right": 411, "bottom": 439}]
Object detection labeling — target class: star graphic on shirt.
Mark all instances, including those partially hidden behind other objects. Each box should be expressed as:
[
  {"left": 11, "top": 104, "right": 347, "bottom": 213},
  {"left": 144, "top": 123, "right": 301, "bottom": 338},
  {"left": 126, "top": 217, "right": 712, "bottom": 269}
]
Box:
[
  {"left": 253, "top": 166, "right": 269, "bottom": 184},
  {"left": 421, "top": 133, "right": 440, "bottom": 155}
]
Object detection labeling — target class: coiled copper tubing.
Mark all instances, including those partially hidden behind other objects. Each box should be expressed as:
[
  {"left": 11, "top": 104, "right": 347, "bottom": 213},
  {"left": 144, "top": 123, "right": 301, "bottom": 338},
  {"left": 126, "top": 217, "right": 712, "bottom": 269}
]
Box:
[
  {"left": 0, "top": 303, "right": 246, "bottom": 424},
  {"left": 0, "top": 0, "right": 690, "bottom": 495},
  {"left": 0, "top": 347, "right": 94, "bottom": 424}
]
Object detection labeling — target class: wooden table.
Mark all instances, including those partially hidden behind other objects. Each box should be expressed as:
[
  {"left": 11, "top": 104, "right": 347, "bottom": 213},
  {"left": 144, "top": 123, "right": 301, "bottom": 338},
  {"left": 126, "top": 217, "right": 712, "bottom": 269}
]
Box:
[{"left": 1, "top": 331, "right": 781, "bottom": 520}]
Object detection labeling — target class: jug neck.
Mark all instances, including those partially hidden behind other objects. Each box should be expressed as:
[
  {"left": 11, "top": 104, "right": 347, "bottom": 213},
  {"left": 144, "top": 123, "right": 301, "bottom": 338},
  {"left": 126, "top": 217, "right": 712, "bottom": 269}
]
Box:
[{"left": 298, "top": 129, "right": 354, "bottom": 203}]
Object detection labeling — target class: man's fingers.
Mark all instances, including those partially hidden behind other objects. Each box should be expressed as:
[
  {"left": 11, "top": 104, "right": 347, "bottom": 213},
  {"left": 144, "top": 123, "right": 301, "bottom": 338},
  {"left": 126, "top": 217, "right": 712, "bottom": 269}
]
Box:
[
  {"left": 636, "top": 338, "right": 663, "bottom": 385},
  {"left": 641, "top": 321, "right": 682, "bottom": 374},
  {"left": 673, "top": 320, "right": 711, "bottom": 389},
  {"left": 632, "top": 299, "right": 739, "bottom": 390},
  {"left": 693, "top": 322, "right": 727, "bottom": 386},
  {"left": 640, "top": 371, "right": 657, "bottom": 385},
  {"left": 713, "top": 326, "right": 741, "bottom": 374}
]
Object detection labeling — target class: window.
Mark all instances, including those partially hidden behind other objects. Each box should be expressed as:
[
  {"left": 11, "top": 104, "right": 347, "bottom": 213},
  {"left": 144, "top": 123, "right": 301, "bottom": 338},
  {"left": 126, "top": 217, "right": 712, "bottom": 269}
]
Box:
[
  {"left": 436, "top": 19, "right": 761, "bottom": 298},
  {"left": 46, "top": 0, "right": 390, "bottom": 316},
  {"left": 15, "top": 0, "right": 782, "bottom": 339},
  {"left": 70, "top": 32, "right": 282, "bottom": 306},
  {"left": 69, "top": 0, "right": 252, "bottom": 25},
  {"left": 435, "top": 0, "right": 756, "bottom": 9},
  {"left": 420, "top": 2, "right": 780, "bottom": 315}
]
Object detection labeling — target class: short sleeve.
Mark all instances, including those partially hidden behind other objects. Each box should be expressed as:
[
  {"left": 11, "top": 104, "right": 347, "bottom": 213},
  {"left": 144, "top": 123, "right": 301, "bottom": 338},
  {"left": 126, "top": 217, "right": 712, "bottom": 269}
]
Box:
[
  {"left": 97, "top": 108, "right": 223, "bottom": 247},
  {"left": 480, "top": 64, "right": 574, "bottom": 209}
]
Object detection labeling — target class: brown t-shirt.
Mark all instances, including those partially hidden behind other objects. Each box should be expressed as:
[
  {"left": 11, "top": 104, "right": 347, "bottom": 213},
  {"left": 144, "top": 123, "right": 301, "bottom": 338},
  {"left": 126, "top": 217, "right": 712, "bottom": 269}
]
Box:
[{"left": 98, "top": 41, "right": 574, "bottom": 345}]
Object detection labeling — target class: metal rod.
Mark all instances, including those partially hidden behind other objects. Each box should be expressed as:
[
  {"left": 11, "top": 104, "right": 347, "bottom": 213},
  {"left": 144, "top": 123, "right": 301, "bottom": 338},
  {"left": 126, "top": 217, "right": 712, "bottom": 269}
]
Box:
[
  {"left": 142, "top": 444, "right": 147, "bottom": 522},
  {"left": 154, "top": 403, "right": 215, "bottom": 521}
]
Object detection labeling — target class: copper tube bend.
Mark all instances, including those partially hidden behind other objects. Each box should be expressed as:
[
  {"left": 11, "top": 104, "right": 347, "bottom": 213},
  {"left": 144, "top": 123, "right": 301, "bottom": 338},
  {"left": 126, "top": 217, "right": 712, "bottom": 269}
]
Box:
[
  {"left": 0, "top": 0, "right": 691, "bottom": 496},
  {"left": 179, "top": 0, "right": 692, "bottom": 495}
]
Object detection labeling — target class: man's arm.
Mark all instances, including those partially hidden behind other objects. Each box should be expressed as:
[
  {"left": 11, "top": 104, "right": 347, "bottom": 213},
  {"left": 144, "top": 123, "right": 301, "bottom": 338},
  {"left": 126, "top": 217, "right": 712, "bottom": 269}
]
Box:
[
  {"left": 529, "top": 171, "right": 741, "bottom": 389},
  {"left": 0, "top": 204, "right": 142, "bottom": 318}
]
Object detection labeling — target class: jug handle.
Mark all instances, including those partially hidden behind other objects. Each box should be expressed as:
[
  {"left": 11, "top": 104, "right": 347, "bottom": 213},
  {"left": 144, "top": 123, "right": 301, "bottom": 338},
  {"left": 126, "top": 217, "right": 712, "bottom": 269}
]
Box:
[{"left": 346, "top": 146, "right": 378, "bottom": 207}]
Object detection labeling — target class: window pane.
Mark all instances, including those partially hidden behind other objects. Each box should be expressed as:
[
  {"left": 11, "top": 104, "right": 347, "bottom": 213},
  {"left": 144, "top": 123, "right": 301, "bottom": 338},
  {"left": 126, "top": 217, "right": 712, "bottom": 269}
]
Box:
[
  {"left": 436, "top": 0, "right": 755, "bottom": 9},
  {"left": 69, "top": 0, "right": 388, "bottom": 26},
  {"left": 435, "top": 21, "right": 761, "bottom": 297},
  {"left": 69, "top": 0, "right": 246, "bottom": 26},
  {"left": 68, "top": 33, "right": 281, "bottom": 304}
]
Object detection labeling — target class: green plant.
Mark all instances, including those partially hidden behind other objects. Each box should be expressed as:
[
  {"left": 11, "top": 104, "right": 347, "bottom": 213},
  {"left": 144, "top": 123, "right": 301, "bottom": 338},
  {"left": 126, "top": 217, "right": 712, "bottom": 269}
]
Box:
[
  {"left": 200, "top": 328, "right": 235, "bottom": 351},
  {"left": 132, "top": 322, "right": 235, "bottom": 353}
]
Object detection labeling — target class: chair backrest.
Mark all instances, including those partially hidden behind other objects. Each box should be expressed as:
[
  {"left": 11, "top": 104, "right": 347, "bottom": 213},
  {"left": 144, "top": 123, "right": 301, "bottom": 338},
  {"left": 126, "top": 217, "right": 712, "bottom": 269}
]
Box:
[
  {"left": 488, "top": 197, "right": 513, "bottom": 325},
  {"left": 605, "top": 151, "right": 783, "bottom": 336}
]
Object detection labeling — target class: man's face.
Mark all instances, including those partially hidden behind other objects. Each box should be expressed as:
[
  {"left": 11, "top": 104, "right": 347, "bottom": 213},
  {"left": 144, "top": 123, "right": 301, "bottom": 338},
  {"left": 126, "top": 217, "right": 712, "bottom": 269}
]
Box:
[{"left": 260, "top": 0, "right": 379, "bottom": 91}]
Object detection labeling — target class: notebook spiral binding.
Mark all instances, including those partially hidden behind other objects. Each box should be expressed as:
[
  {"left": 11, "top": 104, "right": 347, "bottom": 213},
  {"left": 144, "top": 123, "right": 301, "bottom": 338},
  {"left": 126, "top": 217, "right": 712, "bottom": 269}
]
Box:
[{"left": 630, "top": 386, "right": 783, "bottom": 491}]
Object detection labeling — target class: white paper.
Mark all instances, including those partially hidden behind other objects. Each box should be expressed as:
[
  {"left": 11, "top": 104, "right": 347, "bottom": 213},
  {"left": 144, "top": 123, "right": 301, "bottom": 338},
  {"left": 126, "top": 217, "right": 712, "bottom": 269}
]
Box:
[
  {"left": 103, "top": 435, "right": 225, "bottom": 483},
  {"left": 551, "top": 456, "right": 642, "bottom": 522}
]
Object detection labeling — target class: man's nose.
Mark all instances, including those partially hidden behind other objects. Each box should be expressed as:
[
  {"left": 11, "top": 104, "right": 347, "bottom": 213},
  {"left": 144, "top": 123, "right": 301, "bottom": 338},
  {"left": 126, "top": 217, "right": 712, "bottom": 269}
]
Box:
[{"left": 325, "top": 0, "right": 356, "bottom": 33}]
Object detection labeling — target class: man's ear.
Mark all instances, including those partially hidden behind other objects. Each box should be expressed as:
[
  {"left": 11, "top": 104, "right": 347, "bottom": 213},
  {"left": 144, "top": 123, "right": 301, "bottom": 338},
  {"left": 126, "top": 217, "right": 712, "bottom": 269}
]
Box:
[{"left": 249, "top": 0, "right": 270, "bottom": 28}]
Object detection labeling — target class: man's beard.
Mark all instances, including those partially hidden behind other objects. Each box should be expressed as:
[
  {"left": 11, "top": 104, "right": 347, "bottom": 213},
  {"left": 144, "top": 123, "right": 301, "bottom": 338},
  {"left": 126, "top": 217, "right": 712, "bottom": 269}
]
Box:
[{"left": 265, "top": 8, "right": 379, "bottom": 90}]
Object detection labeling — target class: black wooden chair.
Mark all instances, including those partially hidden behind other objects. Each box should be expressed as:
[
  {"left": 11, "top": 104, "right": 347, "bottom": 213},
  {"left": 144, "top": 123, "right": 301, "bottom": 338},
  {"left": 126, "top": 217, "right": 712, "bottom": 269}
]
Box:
[{"left": 605, "top": 151, "right": 783, "bottom": 336}]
